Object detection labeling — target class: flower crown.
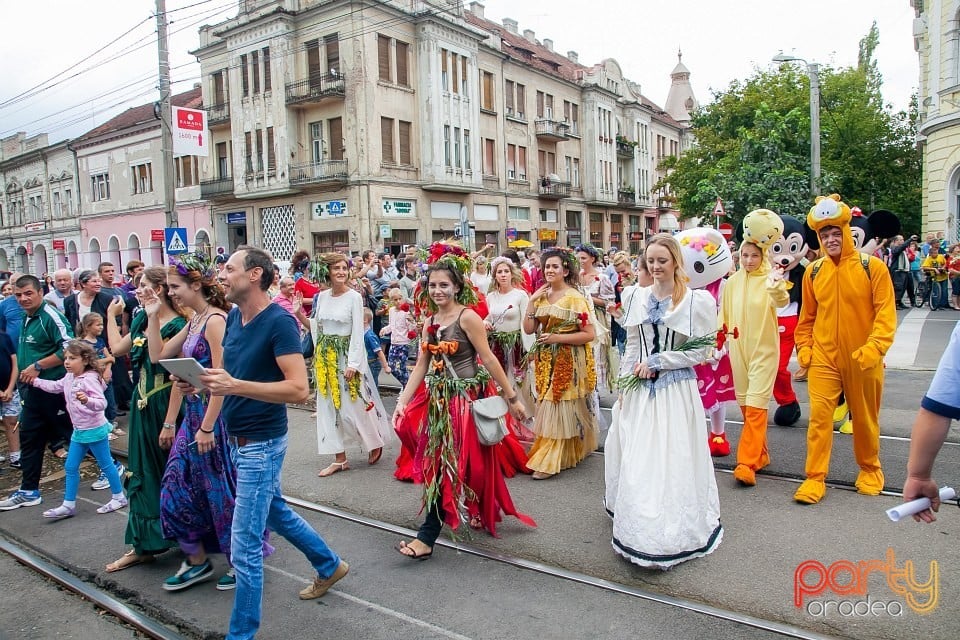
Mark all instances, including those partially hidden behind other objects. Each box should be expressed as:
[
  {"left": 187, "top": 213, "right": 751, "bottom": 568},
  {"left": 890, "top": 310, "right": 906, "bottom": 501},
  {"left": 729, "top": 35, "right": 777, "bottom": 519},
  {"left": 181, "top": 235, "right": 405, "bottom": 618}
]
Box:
[
  {"left": 547, "top": 246, "right": 581, "bottom": 274},
  {"left": 415, "top": 242, "right": 479, "bottom": 312},
  {"left": 170, "top": 251, "right": 215, "bottom": 280},
  {"left": 309, "top": 256, "right": 330, "bottom": 284}
]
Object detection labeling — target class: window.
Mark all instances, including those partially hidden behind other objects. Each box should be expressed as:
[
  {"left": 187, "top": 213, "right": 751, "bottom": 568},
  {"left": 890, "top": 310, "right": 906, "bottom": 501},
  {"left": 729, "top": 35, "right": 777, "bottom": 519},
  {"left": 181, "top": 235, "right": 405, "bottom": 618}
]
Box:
[
  {"left": 538, "top": 150, "right": 555, "bottom": 177},
  {"left": 461, "top": 56, "right": 468, "bottom": 94},
  {"left": 328, "top": 117, "right": 343, "bottom": 160},
  {"left": 174, "top": 156, "right": 199, "bottom": 187},
  {"left": 28, "top": 195, "right": 42, "bottom": 221},
  {"left": 381, "top": 117, "right": 396, "bottom": 164},
  {"left": 453, "top": 127, "right": 461, "bottom": 168},
  {"left": 240, "top": 54, "right": 249, "bottom": 97},
  {"left": 251, "top": 50, "right": 260, "bottom": 94},
  {"left": 566, "top": 210, "right": 581, "bottom": 229},
  {"left": 480, "top": 71, "right": 494, "bottom": 111},
  {"left": 132, "top": 163, "right": 153, "bottom": 194},
  {"left": 504, "top": 80, "right": 525, "bottom": 119},
  {"left": 540, "top": 209, "right": 558, "bottom": 223},
  {"left": 310, "top": 122, "right": 324, "bottom": 162},
  {"left": 441, "top": 49, "right": 449, "bottom": 91},
  {"left": 307, "top": 39, "right": 321, "bottom": 79},
  {"left": 263, "top": 47, "right": 271, "bottom": 91},
  {"left": 564, "top": 100, "right": 580, "bottom": 135},
  {"left": 518, "top": 146, "right": 527, "bottom": 180},
  {"left": 508, "top": 206, "right": 530, "bottom": 221},
  {"left": 212, "top": 70, "right": 225, "bottom": 104},
  {"left": 325, "top": 34, "right": 340, "bottom": 73},
  {"left": 463, "top": 130, "right": 471, "bottom": 171},
  {"left": 537, "top": 92, "right": 554, "bottom": 118},
  {"left": 398, "top": 120, "right": 411, "bottom": 165},
  {"left": 378, "top": 35, "right": 391, "bottom": 82},
  {"left": 572, "top": 158, "right": 581, "bottom": 188},
  {"left": 443, "top": 125, "right": 451, "bottom": 167},
  {"left": 506, "top": 144, "right": 527, "bottom": 180},
  {"left": 451, "top": 53, "right": 459, "bottom": 95},
  {"left": 396, "top": 41, "right": 409, "bottom": 86},
  {"left": 244, "top": 132, "right": 253, "bottom": 173},
  {"left": 91, "top": 173, "right": 110, "bottom": 201},
  {"left": 64, "top": 189, "right": 73, "bottom": 215},
  {"left": 217, "top": 142, "right": 229, "bottom": 178},
  {"left": 266, "top": 126, "right": 275, "bottom": 172},
  {"left": 483, "top": 138, "right": 495, "bottom": 175},
  {"left": 255, "top": 129, "right": 264, "bottom": 171}
]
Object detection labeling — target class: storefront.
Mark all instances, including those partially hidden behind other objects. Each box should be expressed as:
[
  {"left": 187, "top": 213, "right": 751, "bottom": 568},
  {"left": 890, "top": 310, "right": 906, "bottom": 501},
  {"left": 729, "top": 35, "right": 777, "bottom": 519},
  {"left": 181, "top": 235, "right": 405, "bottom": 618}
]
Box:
[{"left": 538, "top": 228, "right": 557, "bottom": 250}]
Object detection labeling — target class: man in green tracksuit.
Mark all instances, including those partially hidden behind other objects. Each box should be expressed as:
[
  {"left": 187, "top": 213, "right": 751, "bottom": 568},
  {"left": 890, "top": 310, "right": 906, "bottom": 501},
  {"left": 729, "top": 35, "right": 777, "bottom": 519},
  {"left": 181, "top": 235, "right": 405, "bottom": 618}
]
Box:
[{"left": 0, "top": 275, "right": 73, "bottom": 510}]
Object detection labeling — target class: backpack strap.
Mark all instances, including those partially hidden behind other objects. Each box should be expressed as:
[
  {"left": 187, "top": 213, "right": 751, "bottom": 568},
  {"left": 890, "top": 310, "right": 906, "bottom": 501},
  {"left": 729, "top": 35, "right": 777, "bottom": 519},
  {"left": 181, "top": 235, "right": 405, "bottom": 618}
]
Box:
[{"left": 809, "top": 257, "right": 826, "bottom": 283}]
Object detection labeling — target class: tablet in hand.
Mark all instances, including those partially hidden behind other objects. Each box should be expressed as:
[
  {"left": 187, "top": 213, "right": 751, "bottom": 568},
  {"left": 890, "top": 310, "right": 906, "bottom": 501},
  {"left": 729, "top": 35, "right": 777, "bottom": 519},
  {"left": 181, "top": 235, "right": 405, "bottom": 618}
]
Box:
[{"left": 159, "top": 358, "right": 207, "bottom": 390}]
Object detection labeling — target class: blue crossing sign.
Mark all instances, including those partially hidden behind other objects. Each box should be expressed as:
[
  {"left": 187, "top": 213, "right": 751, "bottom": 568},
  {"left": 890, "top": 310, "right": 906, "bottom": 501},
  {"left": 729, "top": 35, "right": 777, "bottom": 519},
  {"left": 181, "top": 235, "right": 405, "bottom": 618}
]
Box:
[{"left": 164, "top": 227, "right": 189, "bottom": 255}]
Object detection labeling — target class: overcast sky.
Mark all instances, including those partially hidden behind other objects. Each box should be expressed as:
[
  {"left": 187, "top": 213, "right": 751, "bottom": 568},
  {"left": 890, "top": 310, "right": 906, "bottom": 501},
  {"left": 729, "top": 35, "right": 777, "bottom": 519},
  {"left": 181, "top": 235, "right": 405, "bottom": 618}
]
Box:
[{"left": 0, "top": 0, "right": 917, "bottom": 145}]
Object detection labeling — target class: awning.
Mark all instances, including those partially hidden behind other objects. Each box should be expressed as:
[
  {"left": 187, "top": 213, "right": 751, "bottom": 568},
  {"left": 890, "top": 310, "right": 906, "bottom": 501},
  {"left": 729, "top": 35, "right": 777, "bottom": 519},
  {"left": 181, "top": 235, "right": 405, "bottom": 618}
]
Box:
[{"left": 658, "top": 212, "right": 679, "bottom": 231}]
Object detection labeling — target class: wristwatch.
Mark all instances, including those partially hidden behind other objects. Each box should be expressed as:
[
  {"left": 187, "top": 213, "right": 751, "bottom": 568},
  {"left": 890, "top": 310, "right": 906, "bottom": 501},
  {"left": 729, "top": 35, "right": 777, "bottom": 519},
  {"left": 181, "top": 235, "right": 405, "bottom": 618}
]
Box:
[{"left": 33, "top": 362, "right": 43, "bottom": 372}]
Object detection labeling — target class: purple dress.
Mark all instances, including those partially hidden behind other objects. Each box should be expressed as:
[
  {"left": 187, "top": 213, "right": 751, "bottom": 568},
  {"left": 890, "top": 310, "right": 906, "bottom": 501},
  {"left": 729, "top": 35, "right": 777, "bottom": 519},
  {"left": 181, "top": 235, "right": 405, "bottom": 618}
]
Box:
[{"left": 159, "top": 321, "right": 236, "bottom": 557}]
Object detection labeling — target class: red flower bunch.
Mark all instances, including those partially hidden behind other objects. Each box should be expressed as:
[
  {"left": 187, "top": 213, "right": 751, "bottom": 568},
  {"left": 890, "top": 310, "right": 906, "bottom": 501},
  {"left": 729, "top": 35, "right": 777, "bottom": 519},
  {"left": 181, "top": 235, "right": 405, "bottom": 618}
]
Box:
[
  {"left": 427, "top": 242, "right": 468, "bottom": 265},
  {"left": 406, "top": 330, "right": 418, "bottom": 339},
  {"left": 427, "top": 323, "right": 440, "bottom": 337},
  {"left": 577, "top": 312, "right": 589, "bottom": 328},
  {"left": 716, "top": 324, "right": 740, "bottom": 350},
  {"left": 594, "top": 276, "right": 600, "bottom": 281},
  {"left": 398, "top": 302, "right": 411, "bottom": 312}
]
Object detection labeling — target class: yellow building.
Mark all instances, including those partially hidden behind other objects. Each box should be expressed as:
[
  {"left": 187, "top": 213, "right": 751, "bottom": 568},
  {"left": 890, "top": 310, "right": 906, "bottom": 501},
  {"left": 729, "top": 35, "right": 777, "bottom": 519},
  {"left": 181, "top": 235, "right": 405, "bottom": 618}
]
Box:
[{"left": 914, "top": 0, "right": 960, "bottom": 242}]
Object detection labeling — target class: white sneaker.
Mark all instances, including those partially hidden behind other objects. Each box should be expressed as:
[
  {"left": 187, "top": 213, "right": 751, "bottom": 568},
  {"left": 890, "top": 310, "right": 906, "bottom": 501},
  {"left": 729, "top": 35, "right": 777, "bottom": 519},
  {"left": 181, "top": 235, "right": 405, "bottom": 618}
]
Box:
[{"left": 92, "top": 463, "right": 125, "bottom": 491}]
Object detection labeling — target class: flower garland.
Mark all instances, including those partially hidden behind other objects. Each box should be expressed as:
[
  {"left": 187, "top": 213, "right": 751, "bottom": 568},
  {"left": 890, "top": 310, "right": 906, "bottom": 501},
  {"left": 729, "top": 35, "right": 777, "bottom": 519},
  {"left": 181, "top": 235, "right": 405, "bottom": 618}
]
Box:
[
  {"left": 170, "top": 251, "right": 215, "bottom": 280},
  {"left": 314, "top": 334, "right": 361, "bottom": 410},
  {"left": 415, "top": 242, "right": 479, "bottom": 314}
]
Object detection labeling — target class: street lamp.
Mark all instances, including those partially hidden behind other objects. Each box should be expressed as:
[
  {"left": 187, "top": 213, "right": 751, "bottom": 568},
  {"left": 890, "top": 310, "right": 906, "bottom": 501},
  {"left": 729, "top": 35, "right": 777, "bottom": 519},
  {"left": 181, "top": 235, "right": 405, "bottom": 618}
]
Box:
[{"left": 773, "top": 52, "right": 821, "bottom": 196}]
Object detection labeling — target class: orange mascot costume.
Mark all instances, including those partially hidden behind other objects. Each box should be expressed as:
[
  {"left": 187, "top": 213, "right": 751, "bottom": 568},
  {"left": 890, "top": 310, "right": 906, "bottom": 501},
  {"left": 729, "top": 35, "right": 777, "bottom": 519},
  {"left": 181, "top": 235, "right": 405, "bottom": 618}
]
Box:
[{"left": 793, "top": 195, "right": 896, "bottom": 504}]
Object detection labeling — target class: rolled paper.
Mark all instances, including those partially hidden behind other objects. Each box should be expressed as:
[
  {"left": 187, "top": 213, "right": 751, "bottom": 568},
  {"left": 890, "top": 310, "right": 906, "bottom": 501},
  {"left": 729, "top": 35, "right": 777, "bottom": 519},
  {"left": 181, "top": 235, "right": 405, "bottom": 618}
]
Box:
[{"left": 886, "top": 487, "right": 957, "bottom": 522}]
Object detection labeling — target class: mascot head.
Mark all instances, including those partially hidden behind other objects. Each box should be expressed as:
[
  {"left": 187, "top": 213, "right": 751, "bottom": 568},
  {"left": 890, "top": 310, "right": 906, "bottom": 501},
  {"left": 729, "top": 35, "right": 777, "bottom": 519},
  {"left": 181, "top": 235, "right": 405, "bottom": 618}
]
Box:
[
  {"left": 741, "top": 209, "right": 784, "bottom": 251},
  {"left": 848, "top": 208, "right": 901, "bottom": 255},
  {"left": 769, "top": 214, "right": 812, "bottom": 272},
  {"left": 807, "top": 194, "right": 855, "bottom": 262},
  {"left": 676, "top": 227, "right": 733, "bottom": 289}
]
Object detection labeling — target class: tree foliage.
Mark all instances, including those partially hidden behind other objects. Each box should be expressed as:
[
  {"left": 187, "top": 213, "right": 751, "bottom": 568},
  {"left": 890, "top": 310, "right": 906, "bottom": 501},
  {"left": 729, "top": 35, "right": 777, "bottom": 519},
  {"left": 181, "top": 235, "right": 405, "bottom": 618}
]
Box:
[{"left": 658, "top": 23, "right": 921, "bottom": 234}]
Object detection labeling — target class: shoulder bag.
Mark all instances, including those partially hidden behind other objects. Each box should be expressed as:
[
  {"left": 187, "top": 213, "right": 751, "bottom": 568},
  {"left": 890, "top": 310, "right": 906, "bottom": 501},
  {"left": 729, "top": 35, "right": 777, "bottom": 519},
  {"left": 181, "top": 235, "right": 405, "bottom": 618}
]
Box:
[{"left": 441, "top": 353, "right": 508, "bottom": 446}]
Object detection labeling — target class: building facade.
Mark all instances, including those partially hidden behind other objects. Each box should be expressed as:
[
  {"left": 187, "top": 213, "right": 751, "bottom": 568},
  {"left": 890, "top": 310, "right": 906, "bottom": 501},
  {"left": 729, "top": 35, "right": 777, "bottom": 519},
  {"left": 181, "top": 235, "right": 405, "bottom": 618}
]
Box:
[
  {"left": 914, "top": 0, "right": 960, "bottom": 242},
  {"left": 71, "top": 87, "right": 212, "bottom": 270},
  {"left": 192, "top": 0, "right": 694, "bottom": 260},
  {"left": 0, "top": 133, "right": 82, "bottom": 274}
]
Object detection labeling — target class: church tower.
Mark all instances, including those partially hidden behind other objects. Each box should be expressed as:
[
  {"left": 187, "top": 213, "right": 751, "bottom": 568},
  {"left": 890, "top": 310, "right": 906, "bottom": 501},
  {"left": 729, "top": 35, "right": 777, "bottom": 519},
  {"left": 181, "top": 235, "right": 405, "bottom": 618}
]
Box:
[{"left": 664, "top": 49, "right": 699, "bottom": 124}]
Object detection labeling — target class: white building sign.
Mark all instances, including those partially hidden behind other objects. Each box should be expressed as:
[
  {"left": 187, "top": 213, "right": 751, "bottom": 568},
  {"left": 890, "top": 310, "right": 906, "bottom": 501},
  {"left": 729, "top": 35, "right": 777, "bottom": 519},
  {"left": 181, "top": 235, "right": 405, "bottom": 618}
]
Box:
[
  {"left": 312, "top": 200, "right": 349, "bottom": 219},
  {"left": 172, "top": 107, "right": 209, "bottom": 156},
  {"left": 382, "top": 198, "right": 416, "bottom": 217}
]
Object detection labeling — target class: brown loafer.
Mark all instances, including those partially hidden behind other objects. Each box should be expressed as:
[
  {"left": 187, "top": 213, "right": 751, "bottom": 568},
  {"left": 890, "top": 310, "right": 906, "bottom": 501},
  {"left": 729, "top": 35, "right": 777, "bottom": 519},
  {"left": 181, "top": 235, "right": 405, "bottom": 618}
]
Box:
[{"left": 298, "top": 560, "right": 349, "bottom": 600}]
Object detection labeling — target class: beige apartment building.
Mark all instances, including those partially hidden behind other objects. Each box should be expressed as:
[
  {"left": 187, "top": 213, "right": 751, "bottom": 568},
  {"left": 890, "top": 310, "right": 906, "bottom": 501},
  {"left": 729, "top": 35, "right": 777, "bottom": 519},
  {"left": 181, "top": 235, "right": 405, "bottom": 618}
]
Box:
[
  {"left": 914, "top": 0, "right": 960, "bottom": 242},
  {"left": 194, "top": 0, "right": 695, "bottom": 260}
]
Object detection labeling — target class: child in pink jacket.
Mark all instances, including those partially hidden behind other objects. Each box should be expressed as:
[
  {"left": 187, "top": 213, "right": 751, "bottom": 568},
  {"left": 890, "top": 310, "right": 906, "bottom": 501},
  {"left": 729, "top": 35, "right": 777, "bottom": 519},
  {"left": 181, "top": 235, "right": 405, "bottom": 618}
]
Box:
[{"left": 32, "top": 340, "right": 126, "bottom": 519}]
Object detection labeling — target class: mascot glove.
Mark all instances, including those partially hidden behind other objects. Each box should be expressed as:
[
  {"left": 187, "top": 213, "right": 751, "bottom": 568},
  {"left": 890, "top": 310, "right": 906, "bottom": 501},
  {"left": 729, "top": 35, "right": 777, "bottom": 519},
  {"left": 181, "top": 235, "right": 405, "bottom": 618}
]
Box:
[
  {"left": 797, "top": 346, "right": 812, "bottom": 369},
  {"left": 852, "top": 344, "right": 883, "bottom": 371}
]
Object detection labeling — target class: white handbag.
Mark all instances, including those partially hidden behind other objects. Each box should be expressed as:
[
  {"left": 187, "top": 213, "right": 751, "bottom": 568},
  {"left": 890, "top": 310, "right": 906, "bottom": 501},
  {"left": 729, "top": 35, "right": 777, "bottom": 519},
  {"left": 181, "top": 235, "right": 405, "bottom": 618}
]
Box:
[{"left": 442, "top": 354, "right": 509, "bottom": 446}]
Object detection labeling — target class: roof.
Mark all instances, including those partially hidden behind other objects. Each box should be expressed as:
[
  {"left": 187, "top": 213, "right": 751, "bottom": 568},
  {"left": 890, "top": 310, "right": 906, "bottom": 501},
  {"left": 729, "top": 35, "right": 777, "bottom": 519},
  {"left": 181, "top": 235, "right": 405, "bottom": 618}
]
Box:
[
  {"left": 463, "top": 11, "right": 680, "bottom": 127},
  {"left": 75, "top": 87, "right": 203, "bottom": 144},
  {"left": 463, "top": 12, "right": 584, "bottom": 83}
]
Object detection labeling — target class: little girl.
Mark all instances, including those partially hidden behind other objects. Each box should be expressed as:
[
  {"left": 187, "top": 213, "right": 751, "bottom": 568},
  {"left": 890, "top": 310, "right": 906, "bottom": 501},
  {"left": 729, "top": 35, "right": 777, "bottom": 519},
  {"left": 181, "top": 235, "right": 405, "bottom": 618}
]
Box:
[
  {"left": 33, "top": 340, "right": 127, "bottom": 519},
  {"left": 79, "top": 313, "right": 121, "bottom": 438},
  {"left": 379, "top": 288, "right": 415, "bottom": 386}
]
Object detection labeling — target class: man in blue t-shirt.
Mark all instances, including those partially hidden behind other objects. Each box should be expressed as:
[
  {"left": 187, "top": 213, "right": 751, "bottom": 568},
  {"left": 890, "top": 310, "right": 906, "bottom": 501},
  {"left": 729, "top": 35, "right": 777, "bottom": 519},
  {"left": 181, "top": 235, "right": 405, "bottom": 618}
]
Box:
[
  {"left": 200, "top": 246, "right": 347, "bottom": 640},
  {"left": 901, "top": 320, "right": 960, "bottom": 523}
]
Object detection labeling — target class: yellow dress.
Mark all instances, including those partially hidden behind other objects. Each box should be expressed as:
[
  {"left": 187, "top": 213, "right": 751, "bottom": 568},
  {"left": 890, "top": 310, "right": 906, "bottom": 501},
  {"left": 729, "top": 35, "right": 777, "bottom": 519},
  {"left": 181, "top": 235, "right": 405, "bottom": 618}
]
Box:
[{"left": 526, "top": 288, "right": 600, "bottom": 474}]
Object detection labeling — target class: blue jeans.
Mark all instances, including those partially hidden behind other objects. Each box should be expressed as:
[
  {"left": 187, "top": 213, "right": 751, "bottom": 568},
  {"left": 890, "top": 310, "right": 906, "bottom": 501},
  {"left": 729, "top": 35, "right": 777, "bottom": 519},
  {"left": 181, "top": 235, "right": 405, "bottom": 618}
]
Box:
[
  {"left": 931, "top": 280, "right": 949, "bottom": 309},
  {"left": 65, "top": 437, "right": 121, "bottom": 501},
  {"left": 227, "top": 434, "right": 341, "bottom": 640}
]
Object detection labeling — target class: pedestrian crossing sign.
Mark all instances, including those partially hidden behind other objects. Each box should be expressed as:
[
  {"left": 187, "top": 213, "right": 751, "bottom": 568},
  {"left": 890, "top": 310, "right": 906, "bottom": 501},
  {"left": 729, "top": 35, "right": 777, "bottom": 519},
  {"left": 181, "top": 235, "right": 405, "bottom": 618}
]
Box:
[{"left": 164, "top": 227, "right": 189, "bottom": 255}]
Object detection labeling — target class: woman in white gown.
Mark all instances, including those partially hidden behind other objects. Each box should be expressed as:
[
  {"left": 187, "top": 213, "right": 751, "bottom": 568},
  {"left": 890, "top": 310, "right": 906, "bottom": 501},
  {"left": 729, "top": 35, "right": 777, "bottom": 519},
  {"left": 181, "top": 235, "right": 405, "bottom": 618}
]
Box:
[
  {"left": 313, "top": 253, "right": 392, "bottom": 477},
  {"left": 604, "top": 233, "right": 723, "bottom": 569}
]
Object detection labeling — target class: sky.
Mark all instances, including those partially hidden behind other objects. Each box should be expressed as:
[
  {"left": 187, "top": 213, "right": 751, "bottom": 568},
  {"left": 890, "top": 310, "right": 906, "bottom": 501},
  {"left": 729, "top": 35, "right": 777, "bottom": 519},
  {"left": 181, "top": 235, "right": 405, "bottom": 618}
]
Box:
[{"left": 0, "top": 0, "right": 918, "bottom": 146}]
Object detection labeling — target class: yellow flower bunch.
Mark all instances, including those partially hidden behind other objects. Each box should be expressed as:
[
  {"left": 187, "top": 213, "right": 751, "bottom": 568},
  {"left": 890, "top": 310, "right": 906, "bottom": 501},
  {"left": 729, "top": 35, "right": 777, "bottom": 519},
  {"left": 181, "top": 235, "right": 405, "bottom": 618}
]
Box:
[
  {"left": 132, "top": 336, "right": 146, "bottom": 348},
  {"left": 347, "top": 373, "right": 360, "bottom": 402},
  {"left": 326, "top": 346, "right": 340, "bottom": 409}
]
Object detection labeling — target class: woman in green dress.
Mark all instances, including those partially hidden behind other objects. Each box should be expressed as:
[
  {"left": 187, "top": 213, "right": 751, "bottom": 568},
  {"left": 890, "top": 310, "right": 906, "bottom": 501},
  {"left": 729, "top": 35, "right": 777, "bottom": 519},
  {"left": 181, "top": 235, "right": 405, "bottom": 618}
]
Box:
[{"left": 104, "top": 265, "right": 186, "bottom": 572}]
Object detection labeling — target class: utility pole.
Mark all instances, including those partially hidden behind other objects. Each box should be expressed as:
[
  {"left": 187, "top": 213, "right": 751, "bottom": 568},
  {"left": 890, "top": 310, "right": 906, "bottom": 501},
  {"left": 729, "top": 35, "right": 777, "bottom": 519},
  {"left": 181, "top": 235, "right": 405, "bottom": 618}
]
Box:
[
  {"left": 808, "top": 62, "right": 821, "bottom": 197},
  {"left": 156, "top": 0, "right": 177, "bottom": 227}
]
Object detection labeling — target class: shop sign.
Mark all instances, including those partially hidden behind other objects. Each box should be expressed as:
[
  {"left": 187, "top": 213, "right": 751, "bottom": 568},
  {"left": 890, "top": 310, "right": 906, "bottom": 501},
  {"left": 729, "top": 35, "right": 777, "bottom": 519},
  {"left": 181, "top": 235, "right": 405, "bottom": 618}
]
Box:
[
  {"left": 538, "top": 229, "right": 557, "bottom": 241},
  {"left": 312, "top": 200, "right": 349, "bottom": 219},
  {"left": 382, "top": 198, "right": 416, "bottom": 217},
  {"left": 52, "top": 239, "right": 65, "bottom": 250},
  {"left": 226, "top": 211, "right": 247, "bottom": 225}
]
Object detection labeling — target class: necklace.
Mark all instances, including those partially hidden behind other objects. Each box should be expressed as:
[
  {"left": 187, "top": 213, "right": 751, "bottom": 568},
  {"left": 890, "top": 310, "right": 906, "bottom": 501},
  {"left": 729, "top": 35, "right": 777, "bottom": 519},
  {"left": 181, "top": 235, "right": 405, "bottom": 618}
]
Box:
[{"left": 188, "top": 303, "right": 211, "bottom": 335}]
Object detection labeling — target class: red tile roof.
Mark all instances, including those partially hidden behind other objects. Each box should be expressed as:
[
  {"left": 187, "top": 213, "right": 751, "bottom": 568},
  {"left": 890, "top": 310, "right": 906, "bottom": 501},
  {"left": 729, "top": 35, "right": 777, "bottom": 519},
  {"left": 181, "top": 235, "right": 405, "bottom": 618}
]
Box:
[{"left": 75, "top": 87, "right": 203, "bottom": 144}]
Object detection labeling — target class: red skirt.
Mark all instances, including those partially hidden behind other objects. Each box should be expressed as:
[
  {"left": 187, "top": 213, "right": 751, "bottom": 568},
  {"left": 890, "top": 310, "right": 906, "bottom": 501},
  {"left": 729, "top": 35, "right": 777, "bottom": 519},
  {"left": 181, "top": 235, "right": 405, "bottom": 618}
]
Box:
[{"left": 393, "top": 383, "right": 535, "bottom": 536}]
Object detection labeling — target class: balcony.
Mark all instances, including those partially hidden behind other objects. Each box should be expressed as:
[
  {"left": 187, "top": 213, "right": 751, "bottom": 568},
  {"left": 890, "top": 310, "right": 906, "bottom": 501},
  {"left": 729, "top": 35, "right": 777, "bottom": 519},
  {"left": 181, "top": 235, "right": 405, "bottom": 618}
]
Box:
[
  {"left": 616, "top": 140, "right": 636, "bottom": 159},
  {"left": 289, "top": 160, "right": 348, "bottom": 186},
  {"left": 200, "top": 176, "right": 234, "bottom": 199},
  {"left": 285, "top": 72, "right": 346, "bottom": 106},
  {"left": 534, "top": 118, "right": 569, "bottom": 142},
  {"left": 538, "top": 178, "right": 570, "bottom": 200},
  {"left": 207, "top": 103, "right": 230, "bottom": 127},
  {"left": 618, "top": 189, "right": 637, "bottom": 206}
]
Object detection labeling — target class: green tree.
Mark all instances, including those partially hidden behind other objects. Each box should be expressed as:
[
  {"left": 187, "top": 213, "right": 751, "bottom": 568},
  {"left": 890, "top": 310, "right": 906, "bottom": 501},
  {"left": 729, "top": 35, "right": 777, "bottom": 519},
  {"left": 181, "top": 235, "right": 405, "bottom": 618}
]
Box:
[{"left": 658, "top": 23, "right": 921, "bottom": 234}]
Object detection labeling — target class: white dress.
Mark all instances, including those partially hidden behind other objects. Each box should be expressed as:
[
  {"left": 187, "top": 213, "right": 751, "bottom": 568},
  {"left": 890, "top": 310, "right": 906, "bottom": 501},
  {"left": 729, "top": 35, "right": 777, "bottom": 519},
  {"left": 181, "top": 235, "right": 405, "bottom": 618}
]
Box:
[
  {"left": 604, "top": 285, "right": 723, "bottom": 569},
  {"left": 314, "top": 289, "right": 392, "bottom": 455}
]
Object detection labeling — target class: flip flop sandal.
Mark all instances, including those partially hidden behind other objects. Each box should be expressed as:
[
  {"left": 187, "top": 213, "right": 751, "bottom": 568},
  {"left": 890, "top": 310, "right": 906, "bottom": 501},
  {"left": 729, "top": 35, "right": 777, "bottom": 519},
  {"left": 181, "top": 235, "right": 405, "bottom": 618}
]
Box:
[
  {"left": 105, "top": 550, "right": 156, "bottom": 573},
  {"left": 394, "top": 541, "right": 432, "bottom": 561},
  {"left": 368, "top": 448, "right": 383, "bottom": 465}
]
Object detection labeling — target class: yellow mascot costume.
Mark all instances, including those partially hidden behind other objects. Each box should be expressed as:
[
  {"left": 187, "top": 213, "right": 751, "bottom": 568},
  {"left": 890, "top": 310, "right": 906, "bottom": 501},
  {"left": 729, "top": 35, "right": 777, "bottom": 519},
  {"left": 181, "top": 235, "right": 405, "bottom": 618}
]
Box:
[
  {"left": 721, "top": 209, "right": 789, "bottom": 486},
  {"left": 793, "top": 195, "right": 897, "bottom": 504}
]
